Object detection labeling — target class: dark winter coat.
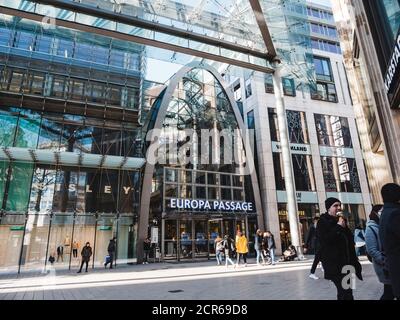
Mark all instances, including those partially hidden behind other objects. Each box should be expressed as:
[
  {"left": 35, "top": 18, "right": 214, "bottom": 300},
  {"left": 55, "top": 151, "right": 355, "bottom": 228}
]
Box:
[
  {"left": 81, "top": 246, "right": 92, "bottom": 262},
  {"left": 379, "top": 202, "right": 400, "bottom": 297},
  {"left": 223, "top": 238, "right": 235, "bottom": 258},
  {"left": 107, "top": 239, "right": 116, "bottom": 254},
  {"left": 265, "top": 235, "right": 276, "bottom": 250},
  {"left": 305, "top": 224, "right": 318, "bottom": 254},
  {"left": 317, "top": 213, "right": 362, "bottom": 281}
]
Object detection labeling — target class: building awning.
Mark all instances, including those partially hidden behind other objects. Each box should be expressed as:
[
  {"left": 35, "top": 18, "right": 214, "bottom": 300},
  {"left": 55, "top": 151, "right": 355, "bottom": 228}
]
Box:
[{"left": 0, "top": 147, "right": 146, "bottom": 170}]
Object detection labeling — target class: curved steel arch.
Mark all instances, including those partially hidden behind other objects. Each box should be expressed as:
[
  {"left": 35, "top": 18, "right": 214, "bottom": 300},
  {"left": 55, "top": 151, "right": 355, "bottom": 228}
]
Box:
[{"left": 137, "top": 61, "right": 264, "bottom": 263}]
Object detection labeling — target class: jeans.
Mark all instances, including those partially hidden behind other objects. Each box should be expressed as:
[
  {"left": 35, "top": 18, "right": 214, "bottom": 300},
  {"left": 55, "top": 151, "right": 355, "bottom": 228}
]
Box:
[
  {"left": 269, "top": 249, "right": 275, "bottom": 264},
  {"left": 256, "top": 249, "right": 265, "bottom": 264},
  {"left": 216, "top": 251, "right": 223, "bottom": 265},
  {"left": 236, "top": 253, "right": 247, "bottom": 264}
]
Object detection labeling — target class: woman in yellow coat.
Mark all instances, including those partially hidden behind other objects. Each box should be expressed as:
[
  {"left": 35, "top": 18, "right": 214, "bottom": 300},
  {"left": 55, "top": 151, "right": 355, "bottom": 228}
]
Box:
[{"left": 235, "top": 231, "right": 248, "bottom": 267}]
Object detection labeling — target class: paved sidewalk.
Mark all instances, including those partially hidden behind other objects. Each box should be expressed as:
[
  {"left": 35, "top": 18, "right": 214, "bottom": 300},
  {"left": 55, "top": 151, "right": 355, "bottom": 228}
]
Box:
[{"left": 0, "top": 257, "right": 382, "bottom": 300}]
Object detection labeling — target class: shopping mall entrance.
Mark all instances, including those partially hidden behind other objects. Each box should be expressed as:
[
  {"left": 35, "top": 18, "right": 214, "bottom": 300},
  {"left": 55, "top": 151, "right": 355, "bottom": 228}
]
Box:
[{"left": 162, "top": 215, "right": 255, "bottom": 261}]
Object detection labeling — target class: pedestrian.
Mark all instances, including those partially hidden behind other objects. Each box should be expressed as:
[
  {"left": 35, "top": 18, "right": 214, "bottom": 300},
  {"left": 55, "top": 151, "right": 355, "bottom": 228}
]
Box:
[
  {"left": 56, "top": 245, "right": 63, "bottom": 262},
  {"left": 235, "top": 231, "right": 248, "bottom": 267},
  {"left": 265, "top": 231, "right": 277, "bottom": 265},
  {"left": 77, "top": 242, "right": 92, "bottom": 273},
  {"left": 104, "top": 237, "right": 116, "bottom": 269},
  {"left": 365, "top": 204, "right": 394, "bottom": 300},
  {"left": 354, "top": 224, "right": 366, "bottom": 256},
  {"left": 214, "top": 236, "right": 224, "bottom": 265},
  {"left": 307, "top": 217, "right": 322, "bottom": 280},
  {"left": 143, "top": 237, "right": 151, "bottom": 264},
  {"left": 379, "top": 183, "right": 400, "bottom": 299},
  {"left": 254, "top": 229, "right": 265, "bottom": 265},
  {"left": 317, "top": 197, "right": 362, "bottom": 300},
  {"left": 222, "top": 235, "right": 236, "bottom": 270}
]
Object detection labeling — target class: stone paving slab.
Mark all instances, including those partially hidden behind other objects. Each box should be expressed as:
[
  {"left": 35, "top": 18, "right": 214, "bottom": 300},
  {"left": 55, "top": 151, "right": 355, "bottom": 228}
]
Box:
[{"left": 0, "top": 257, "right": 383, "bottom": 300}]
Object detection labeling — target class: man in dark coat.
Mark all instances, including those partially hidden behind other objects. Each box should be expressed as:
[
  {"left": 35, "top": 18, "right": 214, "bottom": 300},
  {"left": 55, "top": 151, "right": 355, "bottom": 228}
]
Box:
[
  {"left": 104, "top": 237, "right": 116, "bottom": 269},
  {"left": 307, "top": 217, "right": 322, "bottom": 280},
  {"left": 380, "top": 183, "right": 400, "bottom": 299},
  {"left": 77, "top": 242, "right": 92, "bottom": 273},
  {"left": 317, "top": 197, "right": 362, "bottom": 300}
]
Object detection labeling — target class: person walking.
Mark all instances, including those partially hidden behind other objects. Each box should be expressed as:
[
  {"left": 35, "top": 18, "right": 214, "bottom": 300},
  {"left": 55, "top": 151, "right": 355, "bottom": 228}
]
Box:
[
  {"left": 222, "top": 235, "right": 236, "bottom": 270},
  {"left": 365, "top": 204, "right": 394, "bottom": 300},
  {"left": 77, "top": 242, "right": 92, "bottom": 273},
  {"left": 254, "top": 229, "right": 265, "bottom": 265},
  {"left": 104, "top": 237, "right": 116, "bottom": 269},
  {"left": 214, "top": 236, "right": 224, "bottom": 266},
  {"left": 379, "top": 183, "right": 400, "bottom": 300},
  {"left": 235, "top": 231, "right": 248, "bottom": 267},
  {"left": 307, "top": 217, "right": 322, "bottom": 280},
  {"left": 317, "top": 197, "right": 362, "bottom": 300}
]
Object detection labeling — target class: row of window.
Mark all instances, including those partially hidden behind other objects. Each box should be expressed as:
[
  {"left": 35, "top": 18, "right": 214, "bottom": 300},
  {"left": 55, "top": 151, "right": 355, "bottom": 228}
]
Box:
[
  {"left": 307, "top": 7, "right": 334, "bottom": 21},
  {"left": 309, "top": 23, "right": 338, "bottom": 38},
  {"left": 311, "top": 39, "right": 342, "bottom": 54},
  {"left": 0, "top": 26, "right": 142, "bottom": 71},
  {"left": 0, "top": 107, "right": 141, "bottom": 157},
  {"left": 268, "top": 109, "right": 353, "bottom": 148},
  {"left": 0, "top": 66, "right": 139, "bottom": 108},
  {"left": 273, "top": 153, "right": 361, "bottom": 193},
  {"left": 0, "top": 162, "right": 140, "bottom": 213}
]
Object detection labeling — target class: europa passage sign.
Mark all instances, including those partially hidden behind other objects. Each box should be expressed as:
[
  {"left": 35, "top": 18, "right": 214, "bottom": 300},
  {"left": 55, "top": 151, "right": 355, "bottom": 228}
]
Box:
[{"left": 169, "top": 198, "right": 254, "bottom": 212}]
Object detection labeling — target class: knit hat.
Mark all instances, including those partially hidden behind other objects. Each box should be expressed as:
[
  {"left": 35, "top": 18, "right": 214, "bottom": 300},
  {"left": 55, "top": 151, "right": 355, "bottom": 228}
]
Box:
[
  {"left": 325, "top": 197, "right": 341, "bottom": 211},
  {"left": 381, "top": 183, "right": 400, "bottom": 203}
]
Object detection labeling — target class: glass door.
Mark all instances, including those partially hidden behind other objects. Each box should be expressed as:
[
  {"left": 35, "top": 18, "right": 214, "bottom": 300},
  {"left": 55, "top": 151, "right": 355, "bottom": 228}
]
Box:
[
  {"left": 194, "top": 220, "right": 208, "bottom": 258},
  {"left": 179, "top": 220, "right": 193, "bottom": 260},
  {"left": 163, "top": 219, "right": 178, "bottom": 260},
  {"left": 208, "top": 219, "right": 222, "bottom": 257}
]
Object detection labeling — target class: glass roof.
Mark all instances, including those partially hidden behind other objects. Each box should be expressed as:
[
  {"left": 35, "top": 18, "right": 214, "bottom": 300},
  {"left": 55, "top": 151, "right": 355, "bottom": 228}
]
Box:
[{"left": 1, "top": 0, "right": 315, "bottom": 83}]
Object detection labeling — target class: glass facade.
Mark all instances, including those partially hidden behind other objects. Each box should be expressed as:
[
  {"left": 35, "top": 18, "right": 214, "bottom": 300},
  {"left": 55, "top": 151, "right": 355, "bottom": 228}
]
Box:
[
  {"left": 269, "top": 109, "right": 310, "bottom": 144},
  {"left": 311, "top": 56, "right": 338, "bottom": 102}
]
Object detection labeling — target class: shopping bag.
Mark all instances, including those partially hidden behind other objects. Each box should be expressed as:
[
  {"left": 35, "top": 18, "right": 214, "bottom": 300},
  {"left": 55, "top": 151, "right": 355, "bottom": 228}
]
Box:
[{"left": 105, "top": 255, "right": 111, "bottom": 264}]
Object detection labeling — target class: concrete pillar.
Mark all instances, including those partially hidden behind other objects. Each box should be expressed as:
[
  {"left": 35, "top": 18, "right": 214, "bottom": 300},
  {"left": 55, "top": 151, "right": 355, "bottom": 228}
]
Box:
[{"left": 272, "top": 61, "right": 303, "bottom": 258}]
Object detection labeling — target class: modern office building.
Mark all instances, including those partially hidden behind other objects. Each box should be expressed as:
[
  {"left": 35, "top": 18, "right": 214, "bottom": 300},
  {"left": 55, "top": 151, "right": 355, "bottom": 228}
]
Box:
[
  {"left": 332, "top": 0, "right": 400, "bottom": 201},
  {"left": 239, "top": 1, "right": 372, "bottom": 252},
  {"left": 0, "top": 0, "right": 372, "bottom": 272}
]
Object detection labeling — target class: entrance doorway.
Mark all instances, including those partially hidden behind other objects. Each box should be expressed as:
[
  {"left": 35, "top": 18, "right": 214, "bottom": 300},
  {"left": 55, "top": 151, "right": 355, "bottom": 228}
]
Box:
[{"left": 162, "top": 216, "right": 249, "bottom": 261}]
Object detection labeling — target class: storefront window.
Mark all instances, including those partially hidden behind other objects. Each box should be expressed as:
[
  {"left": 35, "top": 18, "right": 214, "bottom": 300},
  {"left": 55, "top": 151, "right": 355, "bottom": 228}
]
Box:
[
  {"left": 19, "top": 214, "right": 51, "bottom": 273},
  {"left": 278, "top": 203, "right": 319, "bottom": 251},
  {"left": 5, "top": 162, "right": 34, "bottom": 212},
  {"left": 0, "top": 214, "right": 25, "bottom": 273},
  {"left": 0, "top": 109, "right": 18, "bottom": 147},
  {"left": 47, "top": 214, "right": 73, "bottom": 270}
]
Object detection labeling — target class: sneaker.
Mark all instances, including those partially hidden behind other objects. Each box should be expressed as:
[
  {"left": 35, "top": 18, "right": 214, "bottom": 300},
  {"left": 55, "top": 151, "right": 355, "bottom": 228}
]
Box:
[
  {"left": 309, "top": 273, "right": 319, "bottom": 280},
  {"left": 244, "top": 263, "right": 247, "bottom": 267}
]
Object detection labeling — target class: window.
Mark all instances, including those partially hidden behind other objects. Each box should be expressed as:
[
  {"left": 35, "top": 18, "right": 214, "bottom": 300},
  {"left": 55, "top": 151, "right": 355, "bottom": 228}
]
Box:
[
  {"left": 233, "top": 84, "right": 242, "bottom": 101},
  {"left": 314, "top": 114, "right": 353, "bottom": 148},
  {"left": 245, "top": 79, "right": 252, "bottom": 98},
  {"left": 283, "top": 78, "right": 295, "bottom": 96},
  {"left": 268, "top": 109, "right": 309, "bottom": 143},
  {"left": 321, "top": 157, "right": 361, "bottom": 193},
  {"left": 247, "top": 110, "right": 255, "bottom": 130},
  {"left": 311, "top": 56, "right": 337, "bottom": 102},
  {"left": 265, "top": 74, "right": 274, "bottom": 93}
]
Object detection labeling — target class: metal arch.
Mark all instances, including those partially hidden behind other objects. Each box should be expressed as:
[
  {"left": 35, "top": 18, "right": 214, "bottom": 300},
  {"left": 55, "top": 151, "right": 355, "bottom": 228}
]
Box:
[{"left": 136, "top": 61, "right": 265, "bottom": 263}]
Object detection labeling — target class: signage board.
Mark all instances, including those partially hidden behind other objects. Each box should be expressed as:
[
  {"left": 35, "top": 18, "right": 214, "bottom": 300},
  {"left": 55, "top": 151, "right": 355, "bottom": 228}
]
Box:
[
  {"left": 169, "top": 198, "right": 254, "bottom": 212},
  {"left": 272, "top": 142, "right": 311, "bottom": 155},
  {"left": 151, "top": 227, "right": 159, "bottom": 244},
  {"left": 99, "top": 226, "right": 112, "bottom": 231},
  {"left": 10, "top": 226, "right": 24, "bottom": 231}
]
